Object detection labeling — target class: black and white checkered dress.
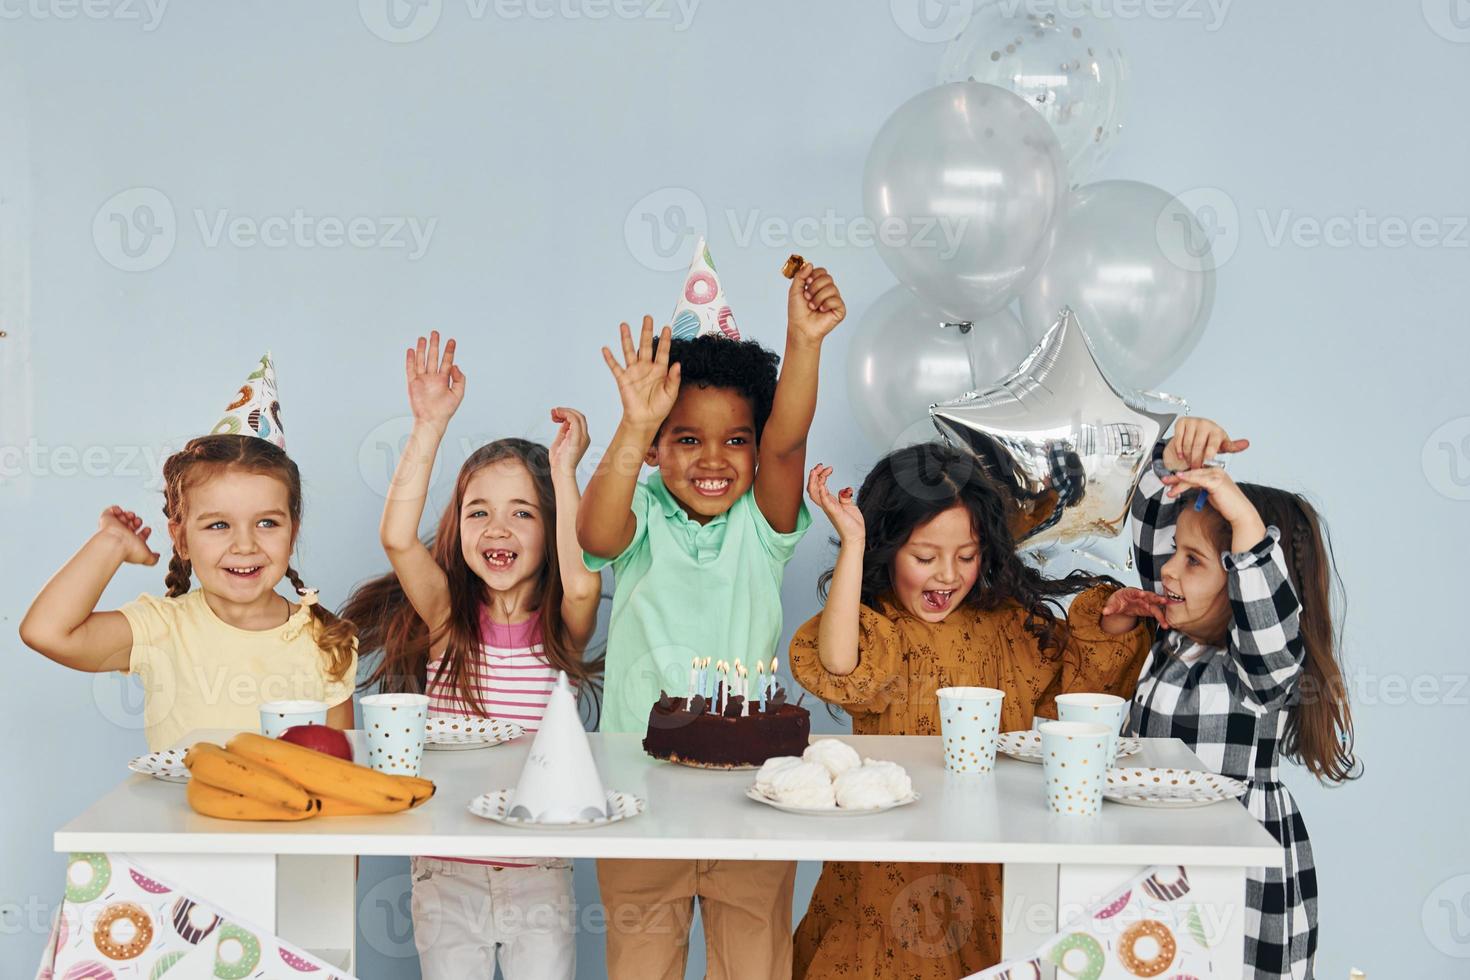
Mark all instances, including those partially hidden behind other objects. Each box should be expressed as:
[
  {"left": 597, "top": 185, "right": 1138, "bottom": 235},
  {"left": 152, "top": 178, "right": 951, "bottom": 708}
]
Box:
[{"left": 1126, "top": 443, "right": 1317, "bottom": 980}]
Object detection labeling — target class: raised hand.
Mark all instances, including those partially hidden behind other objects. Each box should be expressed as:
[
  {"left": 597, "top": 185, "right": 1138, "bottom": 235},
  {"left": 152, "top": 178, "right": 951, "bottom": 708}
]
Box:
[
  {"left": 806, "top": 464, "right": 864, "bottom": 545},
  {"left": 601, "top": 317, "right": 681, "bottom": 430},
  {"left": 405, "top": 331, "right": 465, "bottom": 428},
  {"left": 99, "top": 506, "right": 159, "bottom": 566},
  {"left": 787, "top": 263, "right": 847, "bottom": 344},
  {"left": 1162, "top": 464, "right": 1263, "bottom": 535},
  {"left": 1102, "top": 586, "right": 1170, "bottom": 628},
  {"left": 1164, "top": 417, "right": 1249, "bottom": 471},
  {"left": 549, "top": 407, "right": 591, "bottom": 479}
]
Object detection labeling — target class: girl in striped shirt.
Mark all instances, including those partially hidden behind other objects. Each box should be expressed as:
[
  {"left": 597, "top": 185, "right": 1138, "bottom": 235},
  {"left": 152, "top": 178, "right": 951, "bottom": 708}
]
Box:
[{"left": 343, "top": 332, "right": 602, "bottom": 980}]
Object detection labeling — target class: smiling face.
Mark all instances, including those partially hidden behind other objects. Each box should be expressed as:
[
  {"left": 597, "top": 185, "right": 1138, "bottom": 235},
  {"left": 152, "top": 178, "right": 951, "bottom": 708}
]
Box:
[
  {"left": 458, "top": 458, "right": 547, "bottom": 601},
  {"left": 172, "top": 468, "right": 294, "bottom": 606},
  {"left": 646, "top": 384, "right": 757, "bottom": 524},
  {"left": 890, "top": 504, "right": 982, "bottom": 623},
  {"left": 1159, "top": 506, "right": 1232, "bottom": 641}
]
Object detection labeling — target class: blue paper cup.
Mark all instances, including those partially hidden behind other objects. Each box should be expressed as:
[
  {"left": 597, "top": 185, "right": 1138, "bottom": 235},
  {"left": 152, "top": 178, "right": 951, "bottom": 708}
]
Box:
[
  {"left": 1039, "top": 721, "right": 1111, "bottom": 816},
  {"left": 360, "top": 693, "right": 430, "bottom": 776},
  {"left": 937, "top": 687, "right": 1005, "bottom": 774},
  {"left": 1055, "top": 693, "right": 1128, "bottom": 765},
  {"left": 259, "top": 699, "right": 328, "bottom": 737}
]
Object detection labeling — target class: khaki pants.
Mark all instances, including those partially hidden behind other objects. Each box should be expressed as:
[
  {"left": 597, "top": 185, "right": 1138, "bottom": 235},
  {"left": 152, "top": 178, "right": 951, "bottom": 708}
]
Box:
[{"left": 597, "top": 859, "right": 797, "bottom": 980}]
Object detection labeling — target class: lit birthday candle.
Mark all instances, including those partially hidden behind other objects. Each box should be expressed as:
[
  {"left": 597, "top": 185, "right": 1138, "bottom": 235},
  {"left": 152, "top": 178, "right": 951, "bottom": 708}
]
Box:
[
  {"left": 755, "top": 660, "right": 765, "bottom": 712},
  {"left": 687, "top": 657, "right": 698, "bottom": 701},
  {"left": 768, "top": 656, "right": 779, "bottom": 702}
]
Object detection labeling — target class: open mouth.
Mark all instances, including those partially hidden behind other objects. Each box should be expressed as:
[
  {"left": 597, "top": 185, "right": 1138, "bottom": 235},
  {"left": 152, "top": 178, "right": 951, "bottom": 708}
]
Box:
[
  {"left": 1164, "top": 588, "right": 1186, "bottom": 604},
  {"left": 922, "top": 589, "right": 955, "bottom": 612},
  {"left": 223, "top": 566, "right": 263, "bottom": 579},
  {"left": 691, "top": 478, "right": 732, "bottom": 498},
  {"left": 483, "top": 549, "right": 517, "bottom": 570}
]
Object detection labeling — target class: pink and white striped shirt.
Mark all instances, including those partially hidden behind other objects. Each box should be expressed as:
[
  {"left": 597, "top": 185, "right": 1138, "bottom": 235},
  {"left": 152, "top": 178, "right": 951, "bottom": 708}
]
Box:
[
  {"left": 425, "top": 610, "right": 556, "bottom": 731},
  {"left": 424, "top": 608, "right": 557, "bottom": 868}
]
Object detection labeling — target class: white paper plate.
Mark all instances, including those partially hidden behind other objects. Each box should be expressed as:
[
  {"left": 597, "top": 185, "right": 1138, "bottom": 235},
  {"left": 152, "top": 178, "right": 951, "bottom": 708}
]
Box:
[
  {"left": 129, "top": 749, "right": 190, "bottom": 783},
  {"left": 997, "top": 730, "right": 1142, "bottom": 765},
  {"left": 1103, "top": 767, "right": 1248, "bottom": 808},
  {"left": 468, "top": 789, "right": 645, "bottom": 829},
  {"left": 424, "top": 717, "right": 524, "bottom": 751},
  {"left": 744, "top": 786, "right": 920, "bottom": 816}
]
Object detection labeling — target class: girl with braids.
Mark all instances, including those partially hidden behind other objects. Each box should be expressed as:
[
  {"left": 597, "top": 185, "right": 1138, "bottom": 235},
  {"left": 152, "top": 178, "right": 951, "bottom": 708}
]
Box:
[
  {"left": 340, "top": 332, "right": 601, "bottom": 980},
  {"left": 19, "top": 434, "right": 357, "bottom": 751},
  {"left": 1100, "top": 416, "right": 1359, "bottom": 980},
  {"left": 789, "top": 443, "right": 1153, "bottom": 979}
]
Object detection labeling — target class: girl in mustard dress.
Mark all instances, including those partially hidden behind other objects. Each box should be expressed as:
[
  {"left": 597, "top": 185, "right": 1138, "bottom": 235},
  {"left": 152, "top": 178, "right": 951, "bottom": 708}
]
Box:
[{"left": 790, "top": 444, "right": 1152, "bottom": 979}]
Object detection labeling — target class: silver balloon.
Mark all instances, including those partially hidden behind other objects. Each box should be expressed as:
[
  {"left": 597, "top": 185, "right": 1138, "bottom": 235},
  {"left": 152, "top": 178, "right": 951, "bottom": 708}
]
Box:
[
  {"left": 1021, "top": 180, "right": 1216, "bottom": 392},
  {"left": 847, "top": 286, "right": 974, "bottom": 449},
  {"left": 938, "top": 3, "right": 1128, "bottom": 185},
  {"left": 930, "top": 307, "right": 1185, "bottom": 547},
  {"left": 964, "top": 306, "right": 1036, "bottom": 388},
  {"left": 863, "top": 82, "right": 1068, "bottom": 318}
]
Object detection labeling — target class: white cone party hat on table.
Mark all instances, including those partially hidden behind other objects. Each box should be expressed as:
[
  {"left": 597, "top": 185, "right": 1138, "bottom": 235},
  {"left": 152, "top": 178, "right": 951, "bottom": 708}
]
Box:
[
  {"left": 670, "top": 236, "right": 741, "bottom": 341},
  {"left": 506, "top": 672, "right": 608, "bottom": 823},
  {"left": 209, "top": 352, "right": 286, "bottom": 449}
]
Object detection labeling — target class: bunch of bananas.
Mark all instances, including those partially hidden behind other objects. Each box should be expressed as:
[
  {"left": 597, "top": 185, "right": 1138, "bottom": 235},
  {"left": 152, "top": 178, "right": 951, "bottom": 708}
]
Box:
[{"left": 184, "top": 733, "right": 435, "bottom": 821}]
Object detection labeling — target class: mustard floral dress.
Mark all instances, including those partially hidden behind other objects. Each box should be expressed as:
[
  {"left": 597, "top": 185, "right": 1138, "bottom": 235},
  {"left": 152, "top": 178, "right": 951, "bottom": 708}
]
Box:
[{"left": 789, "top": 586, "right": 1151, "bottom": 980}]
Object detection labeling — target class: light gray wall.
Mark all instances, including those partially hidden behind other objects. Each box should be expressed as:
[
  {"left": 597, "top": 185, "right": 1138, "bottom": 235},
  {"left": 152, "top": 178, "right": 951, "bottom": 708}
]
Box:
[{"left": 3, "top": 3, "right": 1467, "bottom": 977}]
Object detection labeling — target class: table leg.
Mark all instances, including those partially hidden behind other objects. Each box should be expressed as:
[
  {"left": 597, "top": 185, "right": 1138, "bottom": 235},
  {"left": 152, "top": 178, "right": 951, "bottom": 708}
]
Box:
[{"left": 1000, "top": 862, "right": 1059, "bottom": 977}]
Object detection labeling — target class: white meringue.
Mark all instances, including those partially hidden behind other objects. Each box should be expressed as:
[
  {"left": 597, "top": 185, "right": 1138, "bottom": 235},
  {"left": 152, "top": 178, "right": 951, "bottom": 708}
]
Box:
[
  {"left": 834, "top": 766, "right": 900, "bottom": 809},
  {"left": 768, "top": 761, "right": 836, "bottom": 809},
  {"left": 755, "top": 756, "right": 804, "bottom": 796},
  {"left": 859, "top": 759, "right": 914, "bottom": 801},
  {"left": 802, "top": 739, "right": 862, "bottom": 779}
]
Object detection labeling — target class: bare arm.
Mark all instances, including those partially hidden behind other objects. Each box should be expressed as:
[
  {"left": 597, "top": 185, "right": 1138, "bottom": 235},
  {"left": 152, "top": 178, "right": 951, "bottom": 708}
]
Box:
[
  {"left": 547, "top": 407, "right": 603, "bottom": 649},
  {"left": 19, "top": 507, "right": 158, "bottom": 673},
  {"left": 807, "top": 465, "right": 864, "bottom": 676},
  {"left": 754, "top": 264, "right": 845, "bottom": 533},
  {"left": 326, "top": 699, "right": 354, "bottom": 730},
  {"left": 578, "top": 318, "right": 680, "bottom": 559},
  {"left": 379, "top": 333, "right": 464, "bottom": 653}
]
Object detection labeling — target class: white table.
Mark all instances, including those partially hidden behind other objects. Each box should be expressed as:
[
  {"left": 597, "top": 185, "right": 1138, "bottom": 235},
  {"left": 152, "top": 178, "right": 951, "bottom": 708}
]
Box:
[{"left": 56, "top": 732, "right": 1280, "bottom": 978}]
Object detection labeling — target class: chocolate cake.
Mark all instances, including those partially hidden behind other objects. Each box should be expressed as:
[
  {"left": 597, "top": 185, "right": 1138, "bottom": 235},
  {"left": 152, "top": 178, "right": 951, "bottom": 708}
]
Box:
[{"left": 643, "top": 689, "right": 811, "bottom": 769}]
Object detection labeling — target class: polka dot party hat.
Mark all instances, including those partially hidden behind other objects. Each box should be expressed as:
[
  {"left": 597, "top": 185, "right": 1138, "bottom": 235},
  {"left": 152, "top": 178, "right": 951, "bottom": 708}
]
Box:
[
  {"left": 670, "top": 236, "right": 741, "bottom": 341},
  {"left": 208, "top": 352, "right": 286, "bottom": 449}
]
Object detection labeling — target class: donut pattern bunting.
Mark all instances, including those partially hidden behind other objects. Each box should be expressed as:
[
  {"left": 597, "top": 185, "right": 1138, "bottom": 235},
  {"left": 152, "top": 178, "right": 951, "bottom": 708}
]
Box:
[
  {"left": 45, "top": 855, "right": 345, "bottom": 980},
  {"left": 971, "top": 864, "right": 1232, "bottom": 978}
]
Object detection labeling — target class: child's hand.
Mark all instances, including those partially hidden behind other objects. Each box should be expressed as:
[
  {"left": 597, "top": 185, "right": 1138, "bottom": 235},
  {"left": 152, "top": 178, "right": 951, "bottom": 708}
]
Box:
[
  {"left": 1163, "top": 466, "right": 1268, "bottom": 546},
  {"left": 405, "top": 331, "right": 465, "bottom": 428},
  {"left": 601, "top": 317, "right": 681, "bottom": 431},
  {"left": 787, "top": 263, "right": 846, "bottom": 344},
  {"left": 1102, "top": 587, "right": 1169, "bottom": 628},
  {"left": 806, "top": 464, "right": 864, "bottom": 545},
  {"left": 549, "top": 407, "right": 590, "bottom": 478},
  {"left": 98, "top": 506, "right": 160, "bottom": 566},
  {"left": 1163, "top": 417, "right": 1249, "bottom": 471}
]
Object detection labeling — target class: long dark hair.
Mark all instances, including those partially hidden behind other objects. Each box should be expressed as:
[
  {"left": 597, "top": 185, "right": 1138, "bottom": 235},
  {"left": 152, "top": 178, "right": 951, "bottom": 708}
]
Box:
[
  {"left": 161, "top": 434, "right": 357, "bottom": 682},
  {"left": 1184, "top": 484, "right": 1359, "bottom": 784},
  {"left": 342, "top": 439, "right": 603, "bottom": 718},
  {"left": 820, "top": 442, "right": 1112, "bottom": 656}
]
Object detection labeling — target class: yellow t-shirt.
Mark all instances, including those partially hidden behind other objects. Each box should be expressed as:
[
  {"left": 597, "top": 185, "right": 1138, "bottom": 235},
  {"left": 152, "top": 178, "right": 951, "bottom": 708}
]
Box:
[{"left": 121, "top": 590, "right": 358, "bottom": 750}]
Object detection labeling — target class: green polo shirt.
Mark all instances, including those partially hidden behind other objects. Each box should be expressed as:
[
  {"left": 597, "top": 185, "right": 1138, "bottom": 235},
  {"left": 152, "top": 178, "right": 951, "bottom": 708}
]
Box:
[{"left": 584, "top": 472, "right": 811, "bottom": 733}]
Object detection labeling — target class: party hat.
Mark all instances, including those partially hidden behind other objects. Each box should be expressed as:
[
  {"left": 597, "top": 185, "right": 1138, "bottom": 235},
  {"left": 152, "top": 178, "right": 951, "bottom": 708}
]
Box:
[
  {"left": 209, "top": 353, "right": 286, "bottom": 449},
  {"left": 670, "top": 236, "right": 741, "bottom": 341},
  {"left": 506, "top": 672, "right": 609, "bottom": 823}
]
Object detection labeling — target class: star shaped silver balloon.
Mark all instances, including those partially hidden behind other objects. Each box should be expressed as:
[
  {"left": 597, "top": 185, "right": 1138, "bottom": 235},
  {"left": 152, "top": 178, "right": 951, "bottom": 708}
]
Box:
[{"left": 930, "top": 308, "right": 1186, "bottom": 548}]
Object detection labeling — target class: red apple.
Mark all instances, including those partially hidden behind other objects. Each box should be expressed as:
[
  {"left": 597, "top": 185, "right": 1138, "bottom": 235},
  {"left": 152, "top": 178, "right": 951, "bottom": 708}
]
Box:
[{"left": 279, "top": 725, "right": 353, "bottom": 762}]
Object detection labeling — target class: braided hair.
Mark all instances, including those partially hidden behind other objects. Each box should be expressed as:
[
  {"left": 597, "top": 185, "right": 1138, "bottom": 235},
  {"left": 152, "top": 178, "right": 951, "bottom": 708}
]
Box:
[{"left": 160, "top": 434, "right": 356, "bottom": 682}]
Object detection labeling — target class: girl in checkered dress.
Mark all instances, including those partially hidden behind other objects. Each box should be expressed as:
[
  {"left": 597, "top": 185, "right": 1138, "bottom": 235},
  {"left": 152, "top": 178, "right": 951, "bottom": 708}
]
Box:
[{"left": 1099, "top": 417, "right": 1359, "bottom": 980}]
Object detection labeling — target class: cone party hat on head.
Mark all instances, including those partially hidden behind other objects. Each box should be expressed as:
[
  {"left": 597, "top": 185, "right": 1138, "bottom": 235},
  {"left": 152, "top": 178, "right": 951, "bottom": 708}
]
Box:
[
  {"left": 209, "top": 352, "right": 286, "bottom": 449},
  {"left": 670, "top": 236, "right": 741, "bottom": 341},
  {"left": 506, "top": 672, "right": 608, "bottom": 823}
]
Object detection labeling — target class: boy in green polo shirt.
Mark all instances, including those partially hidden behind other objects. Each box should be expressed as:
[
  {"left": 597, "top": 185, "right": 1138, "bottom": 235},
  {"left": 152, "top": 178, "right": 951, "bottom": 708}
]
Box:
[{"left": 579, "top": 261, "right": 845, "bottom": 980}]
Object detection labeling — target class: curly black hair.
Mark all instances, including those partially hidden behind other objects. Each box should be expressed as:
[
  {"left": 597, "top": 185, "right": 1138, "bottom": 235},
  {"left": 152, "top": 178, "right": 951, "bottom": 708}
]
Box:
[
  {"left": 818, "top": 441, "right": 1114, "bottom": 656},
  {"left": 651, "top": 334, "right": 781, "bottom": 442}
]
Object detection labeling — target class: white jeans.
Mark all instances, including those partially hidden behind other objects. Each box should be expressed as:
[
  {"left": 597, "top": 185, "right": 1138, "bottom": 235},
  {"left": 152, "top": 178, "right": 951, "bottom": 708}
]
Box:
[{"left": 409, "top": 857, "right": 575, "bottom": 980}]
